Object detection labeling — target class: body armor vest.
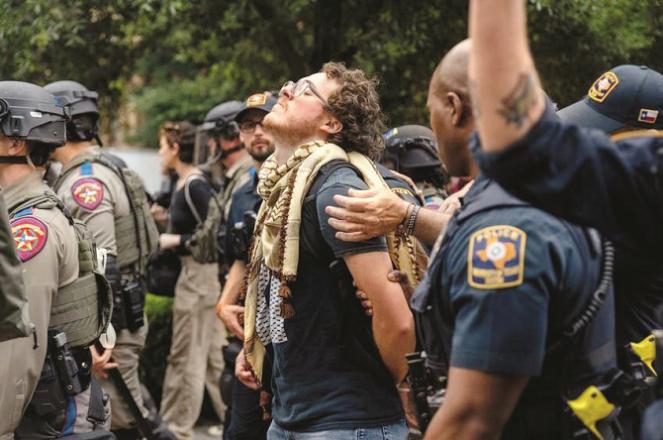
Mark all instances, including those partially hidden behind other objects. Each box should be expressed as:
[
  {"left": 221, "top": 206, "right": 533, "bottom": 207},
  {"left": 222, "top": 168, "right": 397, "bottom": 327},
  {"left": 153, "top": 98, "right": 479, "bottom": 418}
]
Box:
[
  {"left": 54, "top": 152, "right": 159, "bottom": 275},
  {"left": 9, "top": 192, "right": 112, "bottom": 348}
]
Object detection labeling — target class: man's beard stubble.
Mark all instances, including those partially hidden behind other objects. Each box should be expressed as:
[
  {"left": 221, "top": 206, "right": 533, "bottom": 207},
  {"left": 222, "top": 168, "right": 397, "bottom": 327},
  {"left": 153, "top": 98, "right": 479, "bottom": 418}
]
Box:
[
  {"left": 247, "top": 140, "right": 275, "bottom": 162},
  {"left": 262, "top": 111, "right": 323, "bottom": 149}
]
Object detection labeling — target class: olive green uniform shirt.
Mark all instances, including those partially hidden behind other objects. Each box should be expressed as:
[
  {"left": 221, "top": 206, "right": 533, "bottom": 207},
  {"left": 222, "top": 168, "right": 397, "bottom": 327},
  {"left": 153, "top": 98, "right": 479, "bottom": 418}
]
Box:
[{"left": 0, "top": 171, "right": 78, "bottom": 438}]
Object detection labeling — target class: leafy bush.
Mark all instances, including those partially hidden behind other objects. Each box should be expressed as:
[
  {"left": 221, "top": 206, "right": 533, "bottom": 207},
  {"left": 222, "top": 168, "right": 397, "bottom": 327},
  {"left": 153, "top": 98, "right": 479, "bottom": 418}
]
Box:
[{"left": 139, "top": 293, "right": 173, "bottom": 407}]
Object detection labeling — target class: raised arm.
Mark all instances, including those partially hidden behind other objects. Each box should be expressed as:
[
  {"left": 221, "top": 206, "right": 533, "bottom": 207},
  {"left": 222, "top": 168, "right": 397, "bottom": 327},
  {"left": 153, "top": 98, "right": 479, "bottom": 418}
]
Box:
[
  {"left": 468, "top": 0, "right": 545, "bottom": 152},
  {"left": 468, "top": 0, "right": 663, "bottom": 252}
]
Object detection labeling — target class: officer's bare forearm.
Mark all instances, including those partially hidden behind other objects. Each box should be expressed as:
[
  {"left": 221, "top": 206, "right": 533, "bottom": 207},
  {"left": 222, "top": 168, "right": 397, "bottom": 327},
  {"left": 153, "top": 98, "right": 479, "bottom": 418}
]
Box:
[
  {"left": 468, "top": 0, "right": 545, "bottom": 152},
  {"left": 345, "top": 252, "right": 415, "bottom": 383},
  {"left": 414, "top": 208, "right": 451, "bottom": 246},
  {"left": 219, "top": 260, "right": 247, "bottom": 306},
  {"left": 425, "top": 367, "right": 528, "bottom": 440}
]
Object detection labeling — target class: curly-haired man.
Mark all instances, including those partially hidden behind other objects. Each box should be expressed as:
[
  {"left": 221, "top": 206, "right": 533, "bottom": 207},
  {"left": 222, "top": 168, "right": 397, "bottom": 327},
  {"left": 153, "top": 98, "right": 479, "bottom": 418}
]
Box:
[{"left": 236, "top": 62, "right": 414, "bottom": 439}]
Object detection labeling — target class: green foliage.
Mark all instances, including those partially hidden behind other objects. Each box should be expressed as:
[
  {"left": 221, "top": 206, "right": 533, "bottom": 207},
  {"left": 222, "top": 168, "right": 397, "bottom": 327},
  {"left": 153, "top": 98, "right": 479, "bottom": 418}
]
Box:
[
  {"left": 0, "top": 0, "right": 661, "bottom": 144},
  {"left": 139, "top": 293, "right": 173, "bottom": 406}
]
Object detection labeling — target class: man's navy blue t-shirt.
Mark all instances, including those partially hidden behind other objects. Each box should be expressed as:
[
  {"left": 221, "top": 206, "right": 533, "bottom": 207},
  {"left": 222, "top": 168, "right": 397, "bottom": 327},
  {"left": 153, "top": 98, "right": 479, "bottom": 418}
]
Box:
[{"left": 267, "top": 166, "right": 404, "bottom": 431}]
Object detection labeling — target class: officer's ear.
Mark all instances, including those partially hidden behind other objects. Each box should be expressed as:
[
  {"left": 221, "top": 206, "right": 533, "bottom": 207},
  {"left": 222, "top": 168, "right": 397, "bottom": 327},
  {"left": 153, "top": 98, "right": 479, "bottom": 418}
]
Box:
[
  {"left": 446, "top": 92, "right": 466, "bottom": 127},
  {"left": 8, "top": 139, "right": 27, "bottom": 156}
]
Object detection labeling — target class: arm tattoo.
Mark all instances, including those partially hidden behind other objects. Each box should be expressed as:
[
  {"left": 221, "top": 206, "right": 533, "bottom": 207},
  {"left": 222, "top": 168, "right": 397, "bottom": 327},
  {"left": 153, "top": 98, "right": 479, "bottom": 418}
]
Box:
[{"left": 497, "top": 73, "right": 537, "bottom": 128}]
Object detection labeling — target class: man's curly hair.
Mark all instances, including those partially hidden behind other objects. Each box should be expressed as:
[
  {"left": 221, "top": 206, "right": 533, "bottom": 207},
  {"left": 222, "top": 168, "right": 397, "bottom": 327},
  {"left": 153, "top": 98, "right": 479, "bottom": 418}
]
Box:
[{"left": 321, "top": 62, "right": 385, "bottom": 160}]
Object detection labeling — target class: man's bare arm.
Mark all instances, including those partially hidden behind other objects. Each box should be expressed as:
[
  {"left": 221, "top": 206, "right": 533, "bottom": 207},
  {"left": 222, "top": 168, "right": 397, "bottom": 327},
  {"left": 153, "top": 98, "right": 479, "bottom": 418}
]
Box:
[
  {"left": 344, "top": 251, "right": 415, "bottom": 383},
  {"left": 424, "top": 367, "right": 528, "bottom": 440},
  {"left": 469, "top": 0, "right": 545, "bottom": 152},
  {"left": 215, "top": 260, "right": 247, "bottom": 339}
]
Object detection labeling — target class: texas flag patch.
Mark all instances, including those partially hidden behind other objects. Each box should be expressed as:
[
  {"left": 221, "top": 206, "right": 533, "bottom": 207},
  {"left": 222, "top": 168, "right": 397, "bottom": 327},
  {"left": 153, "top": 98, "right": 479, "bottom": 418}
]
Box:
[
  {"left": 638, "top": 108, "right": 659, "bottom": 125},
  {"left": 11, "top": 216, "right": 48, "bottom": 262},
  {"left": 467, "top": 225, "right": 527, "bottom": 290},
  {"left": 72, "top": 177, "right": 104, "bottom": 210}
]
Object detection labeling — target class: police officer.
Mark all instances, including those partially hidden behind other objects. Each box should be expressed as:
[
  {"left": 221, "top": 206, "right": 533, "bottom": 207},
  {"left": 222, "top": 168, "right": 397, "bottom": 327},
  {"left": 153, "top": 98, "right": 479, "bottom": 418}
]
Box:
[
  {"left": 382, "top": 125, "right": 448, "bottom": 210},
  {"left": 0, "top": 81, "right": 113, "bottom": 438},
  {"left": 409, "top": 40, "right": 621, "bottom": 439},
  {"left": 198, "top": 100, "right": 253, "bottom": 212},
  {"left": 554, "top": 65, "right": 663, "bottom": 438},
  {"left": 467, "top": 3, "right": 663, "bottom": 437},
  {"left": 215, "top": 92, "right": 276, "bottom": 440},
  {"left": 45, "top": 80, "right": 170, "bottom": 440}
]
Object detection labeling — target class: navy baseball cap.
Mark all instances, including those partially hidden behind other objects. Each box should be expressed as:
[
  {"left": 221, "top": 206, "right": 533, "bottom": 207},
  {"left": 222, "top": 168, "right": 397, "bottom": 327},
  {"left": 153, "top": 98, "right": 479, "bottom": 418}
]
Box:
[
  {"left": 558, "top": 65, "right": 663, "bottom": 132},
  {"left": 235, "top": 92, "right": 277, "bottom": 122}
]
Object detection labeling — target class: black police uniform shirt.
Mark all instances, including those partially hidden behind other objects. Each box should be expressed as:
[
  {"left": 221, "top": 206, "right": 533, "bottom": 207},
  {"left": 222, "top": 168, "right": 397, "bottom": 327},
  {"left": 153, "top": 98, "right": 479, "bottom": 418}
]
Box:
[
  {"left": 266, "top": 165, "right": 404, "bottom": 432},
  {"left": 168, "top": 175, "right": 213, "bottom": 254},
  {"left": 472, "top": 105, "right": 663, "bottom": 348},
  {"left": 411, "top": 176, "right": 617, "bottom": 436},
  {"left": 472, "top": 102, "right": 663, "bottom": 259},
  {"left": 225, "top": 168, "right": 260, "bottom": 263}
]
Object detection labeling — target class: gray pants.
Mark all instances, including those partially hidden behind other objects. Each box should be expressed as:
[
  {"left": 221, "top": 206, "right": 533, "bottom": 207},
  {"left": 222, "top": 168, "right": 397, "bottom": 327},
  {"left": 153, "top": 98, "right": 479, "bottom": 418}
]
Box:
[{"left": 160, "top": 256, "right": 225, "bottom": 440}]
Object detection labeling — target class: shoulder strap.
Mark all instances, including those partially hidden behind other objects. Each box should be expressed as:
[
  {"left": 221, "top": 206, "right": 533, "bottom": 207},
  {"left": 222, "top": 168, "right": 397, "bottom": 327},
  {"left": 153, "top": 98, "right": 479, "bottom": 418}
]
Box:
[
  {"left": 8, "top": 192, "right": 74, "bottom": 226},
  {"left": 52, "top": 151, "right": 99, "bottom": 191},
  {"left": 183, "top": 174, "right": 208, "bottom": 225}
]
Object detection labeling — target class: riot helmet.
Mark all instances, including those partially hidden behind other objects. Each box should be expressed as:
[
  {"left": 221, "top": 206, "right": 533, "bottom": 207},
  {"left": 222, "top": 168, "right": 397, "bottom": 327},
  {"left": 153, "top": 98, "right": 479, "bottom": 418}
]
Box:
[
  {"left": 195, "top": 100, "right": 244, "bottom": 163},
  {"left": 0, "top": 81, "right": 67, "bottom": 165},
  {"left": 44, "top": 80, "right": 101, "bottom": 145},
  {"left": 202, "top": 100, "right": 243, "bottom": 140},
  {"left": 382, "top": 125, "right": 449, "bottom": 187}
]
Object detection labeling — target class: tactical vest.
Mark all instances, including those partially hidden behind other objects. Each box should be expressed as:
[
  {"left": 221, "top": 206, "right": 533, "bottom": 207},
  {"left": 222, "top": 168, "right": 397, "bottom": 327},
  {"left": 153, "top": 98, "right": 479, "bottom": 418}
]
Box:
[
  {"left": 53, "top": 152, "right": 159, "bottom": 275},
  {"left": 411, "top": 179, "right": 620, "bottom": 439},
  {"left": 9, "top": 192, "right": 112, "bottom": 348}
]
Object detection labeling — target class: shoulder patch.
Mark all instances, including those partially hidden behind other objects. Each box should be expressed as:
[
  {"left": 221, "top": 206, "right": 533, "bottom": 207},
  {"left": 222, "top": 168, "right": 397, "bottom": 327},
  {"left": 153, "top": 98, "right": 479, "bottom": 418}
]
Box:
[
  {"left": 71, "top": 177, "right": 104, "bottom": 210},
  {"left": 10, "top": 216, "right": 48, "bottom": 262},
  {"left": 587, "top": 71, "right": 619, "bottom": 103},
  {"left": 467, "top": 225, "right": 526, "bottom": 290}
]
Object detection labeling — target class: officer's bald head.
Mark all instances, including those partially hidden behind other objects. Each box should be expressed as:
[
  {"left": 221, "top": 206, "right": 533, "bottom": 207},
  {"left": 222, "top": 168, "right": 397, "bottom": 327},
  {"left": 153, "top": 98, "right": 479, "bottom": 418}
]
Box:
[
  {"left": 427, "top": 39, "right": 475, "bottom": 178},
  {"left": 431, "top": 39, "right": 471, "bottom": 100}
]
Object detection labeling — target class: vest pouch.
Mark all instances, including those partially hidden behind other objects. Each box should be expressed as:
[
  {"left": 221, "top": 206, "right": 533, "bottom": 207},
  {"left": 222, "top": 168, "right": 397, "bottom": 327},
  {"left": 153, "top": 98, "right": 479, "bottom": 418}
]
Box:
[
  {"left": 51, "top": 273, "right": 104, "bottom": 348},
  {"left": 115, "top": 214, "right": 140, "bottom": 268}
]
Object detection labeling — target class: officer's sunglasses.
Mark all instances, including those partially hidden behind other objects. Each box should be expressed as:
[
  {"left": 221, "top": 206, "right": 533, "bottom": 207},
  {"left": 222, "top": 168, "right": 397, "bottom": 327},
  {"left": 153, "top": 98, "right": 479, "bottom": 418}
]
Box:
[{"left": 279, "top": 79, "right": 328, "bottom": 106}]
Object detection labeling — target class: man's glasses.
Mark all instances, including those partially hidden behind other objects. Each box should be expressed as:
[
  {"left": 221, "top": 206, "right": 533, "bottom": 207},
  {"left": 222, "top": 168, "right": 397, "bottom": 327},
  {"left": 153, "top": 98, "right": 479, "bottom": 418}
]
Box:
[
  {"left": 239, "top": 120, "right": 264, "bottom": 134},
  {"left": 279, "top": 79, "right": 328, "bottom": 106}
]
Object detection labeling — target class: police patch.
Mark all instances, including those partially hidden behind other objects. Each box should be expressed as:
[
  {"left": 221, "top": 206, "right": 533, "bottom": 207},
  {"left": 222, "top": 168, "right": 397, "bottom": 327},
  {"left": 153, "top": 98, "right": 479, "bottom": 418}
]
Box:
[
  {"left": 10, "top": 216, "right": 48, "bottom": 262},
  {"left": 71, "top": 177, "right": 104, "bottom": 210},
  {"left": 587, "top": 71, "right": 619, "bottom": 103},
  {"left": 468, "top": 225, "right": 526, "bottom": 289}
]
